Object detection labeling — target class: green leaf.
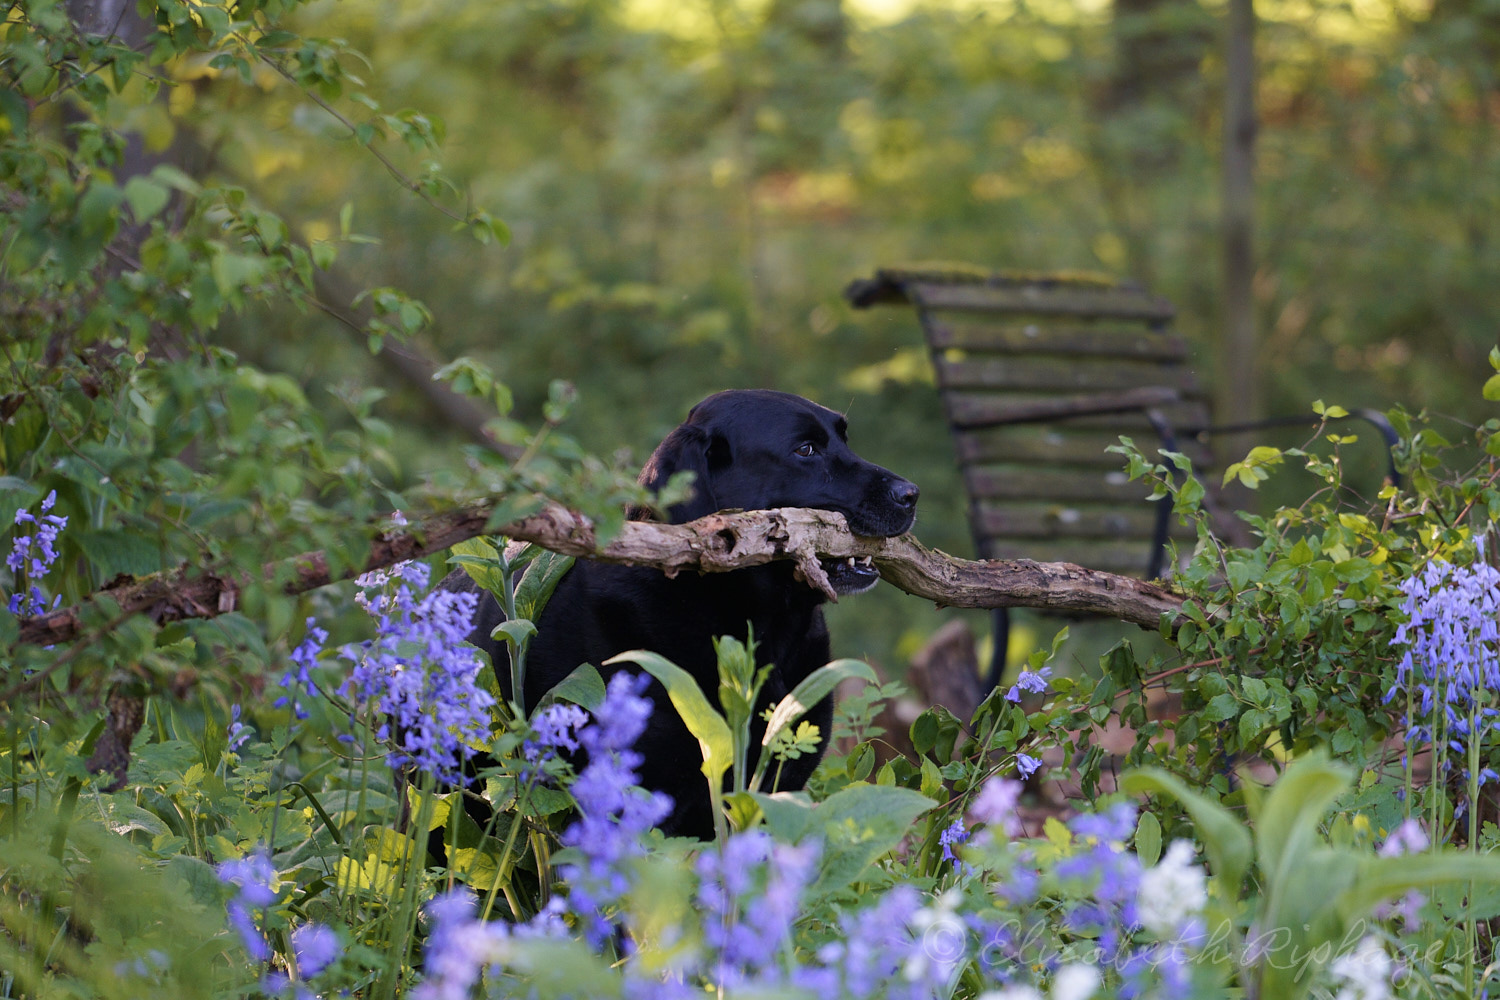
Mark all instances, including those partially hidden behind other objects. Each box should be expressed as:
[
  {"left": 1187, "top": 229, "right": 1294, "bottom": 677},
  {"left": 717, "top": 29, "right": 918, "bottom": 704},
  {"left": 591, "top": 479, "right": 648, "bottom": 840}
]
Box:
[
  {"left": 918, "top": 756, "right": 944, "bottom": 799},
  {"left": 804, "top": 783, "right": 936, "bottom": 891},
  {"left": 1135, "top": 809, "right": 1163, "bottom": 868},
  {"left": 123, "top": 176, "right": 170, "bottom": 222},
  {"left": 449, "top": 536, "right": 503, "bottom": 595},
  {"left": 311, "top": 240, "right": 337, "bottom": 270},
  {"left": 910, "top": 710, "right": 939, "bottom": 755},
  {"left": 0, "top": 85, "right": 29, "bottom": 133},
  {"left": 1203, "top": 692, "right": 1240, "bottom": 723},
  {"left": 538, "top": 662, "right": 606, "bottom": 713},
  {"left": 724, "top": 791, "right": 761, "bottom": 832},
  {"left": 761, "top": 658, "right": 875, "bottom": 754},
  {"left": 1121, "top": 767, "right": 1253, "bottom": 899},
  {"left": 1255, "top": 751, "right": 1353, "bottom": 884},
  {"left": 75, "top": 529, "right": 165, "bottom": 578},
  {"left": 211, "top": 252, "right": 269, "bottom": 295},
  {"left": 1338, "top": 853, "right": 1500, "bottom": 922},
  {"left": 491, "top": 619, "right": 537, "bottom": 646},
  {"left": 749, "top": 790, "right": 816, "bottom": 842},
  {"left": 1484, "top": 373, "right": 1500, "bottom": 402},
  {"left": 606, "top": 649, "right": 733, "bottom": 794},
  {"left": 513, "top": 547, "right": 575, "bottom": 621}
]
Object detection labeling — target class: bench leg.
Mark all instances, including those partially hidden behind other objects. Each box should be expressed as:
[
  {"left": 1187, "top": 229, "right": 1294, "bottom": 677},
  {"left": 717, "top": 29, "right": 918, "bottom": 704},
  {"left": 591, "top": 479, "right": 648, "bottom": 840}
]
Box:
[{"left": 985, "top": 606, "right": 1011, "bottom": 692}]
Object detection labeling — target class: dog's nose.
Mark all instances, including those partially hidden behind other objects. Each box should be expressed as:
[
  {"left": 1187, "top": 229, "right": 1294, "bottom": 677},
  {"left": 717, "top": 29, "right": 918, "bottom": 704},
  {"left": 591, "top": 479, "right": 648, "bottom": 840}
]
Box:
[{"left": 890, "top": 479, "right": 920, "bottom": 508}]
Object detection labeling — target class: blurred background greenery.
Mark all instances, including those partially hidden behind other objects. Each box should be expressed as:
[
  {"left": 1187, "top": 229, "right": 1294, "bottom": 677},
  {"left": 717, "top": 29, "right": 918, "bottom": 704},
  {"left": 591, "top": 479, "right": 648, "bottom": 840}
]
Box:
[{"left": 158, "top": 0, "right": 1498, "bottom": 672}]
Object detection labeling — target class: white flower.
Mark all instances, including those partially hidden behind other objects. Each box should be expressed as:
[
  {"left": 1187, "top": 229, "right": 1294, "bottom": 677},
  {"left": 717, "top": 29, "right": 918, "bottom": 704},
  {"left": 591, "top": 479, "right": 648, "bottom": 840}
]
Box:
[
  {"left": 978, "top": 987, "right": 1044, "bottom": 1000},
  {"left": 904, "top": 888, "right": 967, "bottom": 982},
  {"left": 1050, "top": 962, "right": 1102, "bottom": 1000},
  {"left": 1330, "top": 936, "right": 1393, "bottom": 1000},
  {"left": 1136, "top": 839, "right": 1209, "bottom": 937}
]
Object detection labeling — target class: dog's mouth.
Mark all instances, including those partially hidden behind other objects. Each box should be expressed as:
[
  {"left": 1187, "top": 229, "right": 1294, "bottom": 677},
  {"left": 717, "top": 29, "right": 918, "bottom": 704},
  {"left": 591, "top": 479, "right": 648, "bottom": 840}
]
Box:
[{"left": 820, "top": 555, "right": 880, "bottom": 595}]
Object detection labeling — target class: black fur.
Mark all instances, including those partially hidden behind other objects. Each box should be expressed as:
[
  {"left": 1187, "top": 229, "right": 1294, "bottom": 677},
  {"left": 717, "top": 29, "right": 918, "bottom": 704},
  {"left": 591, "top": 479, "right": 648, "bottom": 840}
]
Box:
[{"left": 446, "top": 389, "right": 919, "bottom": 839}]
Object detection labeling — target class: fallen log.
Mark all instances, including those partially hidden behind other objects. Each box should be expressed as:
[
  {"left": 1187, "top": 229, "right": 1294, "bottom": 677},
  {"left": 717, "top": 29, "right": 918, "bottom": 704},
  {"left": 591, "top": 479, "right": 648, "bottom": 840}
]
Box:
[{"left": 14, "top": 504, "right": 1184, "bottom": 649}]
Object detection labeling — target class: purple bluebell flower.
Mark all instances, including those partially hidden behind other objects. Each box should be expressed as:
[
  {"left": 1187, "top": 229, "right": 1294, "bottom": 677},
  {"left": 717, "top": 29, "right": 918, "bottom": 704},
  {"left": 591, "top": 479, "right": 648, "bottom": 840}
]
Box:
[
  {"left": 938, "top": 817, "right": 973, "bottom": 875},
  {"left": 1056, "top": 804, "right": 1143, "bottom": 962},
  {"left": 1015, "top": 752, "right": 1042, "bottom": 779},
  {"left": 275, "top": 619, "right": 328, "bottom": 721},
  {"left": 696, "top": 831, "right": 820, "bottom": 988},
  {"left": 1377, "top": 817, "right": 1429, "bottom": 857},
  {"left": 113, "top": 949, "right": 170, "bottom": 980},
  {"left": 1005, "top": 665, "right": 1052, "bottom": 703},
  {"left": 226, "top": 705, "right": 252, "bottom": 752},
  {"left": 524, "top": 702, "right": 588, "bottom": 765},
  {"left": 338, "top": 573, "right": 495, "bottom": 784},
  {"left": 792, "top": 884, "right": 930, "bottom": 999},
  {"left": 291, "top": 923, "right": 340, "bottom": 977},
  {"left": 556, "top": 672, "right": 673, "bottom": 949},
  {"left": 217, "top": 851, "right": 277, "bottom": 960},
  {"left": 413, "top": 891, "right": 513, "bottom": 1000},
  {"left": 969, "top": 776, "right": 1024, "bottom": 839},
  {"left": 6, "top": 491, "right": 67, "bottom": 616},
  {"left": 1385, "top": 552, "right": 1500, "bottom": 816}
]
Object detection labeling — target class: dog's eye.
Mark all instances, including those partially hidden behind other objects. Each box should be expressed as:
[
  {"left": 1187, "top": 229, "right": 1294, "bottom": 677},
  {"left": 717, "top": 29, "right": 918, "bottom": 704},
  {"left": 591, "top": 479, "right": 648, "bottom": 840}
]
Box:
[{"left": 794, "top": 442, "right": 817, "bottom": 458}]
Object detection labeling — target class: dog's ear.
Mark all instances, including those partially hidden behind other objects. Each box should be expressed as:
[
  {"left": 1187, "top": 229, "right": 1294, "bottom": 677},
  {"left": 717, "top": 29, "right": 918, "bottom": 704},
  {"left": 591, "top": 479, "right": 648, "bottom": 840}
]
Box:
[{"left": 631, "top": 423, "right": 730, "bottom": 523}]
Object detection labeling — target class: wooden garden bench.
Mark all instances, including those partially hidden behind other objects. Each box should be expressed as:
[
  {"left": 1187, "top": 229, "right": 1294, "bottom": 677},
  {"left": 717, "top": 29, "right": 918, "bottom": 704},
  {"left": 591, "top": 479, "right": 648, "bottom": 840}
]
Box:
[
  {"left": 844, "top": 263, "right": 1397, "bottom": 683},
  {"left": 846, "top": 265, "right": 1209, "bottom": 581}
]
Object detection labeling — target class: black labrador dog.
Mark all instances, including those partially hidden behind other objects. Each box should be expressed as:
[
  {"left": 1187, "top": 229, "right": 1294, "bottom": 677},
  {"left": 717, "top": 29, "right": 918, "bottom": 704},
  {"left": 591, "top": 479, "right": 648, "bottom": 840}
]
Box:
[{"left": 446, "top": 389, "right": 919, "bottom": 839}]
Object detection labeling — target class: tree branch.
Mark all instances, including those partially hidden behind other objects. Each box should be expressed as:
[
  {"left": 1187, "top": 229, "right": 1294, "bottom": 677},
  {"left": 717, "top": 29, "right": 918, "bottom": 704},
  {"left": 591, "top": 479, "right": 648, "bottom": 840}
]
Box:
[{"left": 14, "top": 505, "right": 1185, "bottom": 649}]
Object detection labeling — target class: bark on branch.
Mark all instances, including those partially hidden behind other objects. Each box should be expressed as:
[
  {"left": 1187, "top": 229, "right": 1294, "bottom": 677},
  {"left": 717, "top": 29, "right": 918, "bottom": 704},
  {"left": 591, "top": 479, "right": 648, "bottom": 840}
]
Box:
[{"left": 15, "top": 505, "right": 1185, "bottom": 648}]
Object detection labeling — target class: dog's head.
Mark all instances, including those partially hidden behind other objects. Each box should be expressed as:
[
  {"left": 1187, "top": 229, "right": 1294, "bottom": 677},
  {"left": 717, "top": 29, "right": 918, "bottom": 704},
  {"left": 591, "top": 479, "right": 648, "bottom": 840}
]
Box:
[{"left": 636, "top": 389, "right": 919, "bottom": 595}]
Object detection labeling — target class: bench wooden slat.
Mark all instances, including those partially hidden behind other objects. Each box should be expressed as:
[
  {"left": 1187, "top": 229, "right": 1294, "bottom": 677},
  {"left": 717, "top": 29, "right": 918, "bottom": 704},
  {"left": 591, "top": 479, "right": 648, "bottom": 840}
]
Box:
[
  {"left": 978, "top": 539, "right": 1185, "bottom": 577},
  {"left": 946, "top": 387, "right": 1195, "bottom": 428},
  {"left": 926, "top": 321, "right": 1189, "bottom": 360},
  {"left": 964, "top": 465, "right": 1155, "bottom": 504},
  {"left": 954, "top": 426, "right": 1214, "bottom": 469},
  {"left": 935, "top": 356, "right": 1203, "bottom": 395},
  {"left": 908, "top": 281, "right": 1176, "bottom": 323},
  {"left": 973, "top": 501, "right": 1194, "bottom": 541}
]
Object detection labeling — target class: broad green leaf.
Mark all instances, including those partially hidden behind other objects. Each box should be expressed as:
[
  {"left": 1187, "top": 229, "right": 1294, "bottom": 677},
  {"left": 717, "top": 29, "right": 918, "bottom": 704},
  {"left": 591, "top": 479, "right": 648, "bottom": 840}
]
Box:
[
  {"left": 491, "top": 619, "right": 538, "bottom": 646},
  {"left": 606, "top": 651, "right": 732, "bottom": 790},
  {"left": 537, "top": 662, "right": 606, "bottom": 713},
  {"left": 1337, "top": 853, "right": 1500, "bottom": 922},
  {"left": 761, "top": 658, "right": 875, "bottom": 751},
  {"left": 500, "top": 939, "right": 623, "bottom": 999},
  {"left": 514, "top": 547, "right": 575, "bottom": 621},
  {"left": 1121, "top": 768, "right": 1253, "bottom": 898},
  {"left": 806, "top": 783, "right": 936, "bottom": 891},
  {"left": 750, "top": 790, "right": 816, "bottom": 842},
  {"left": 123, "top": 176, "right": 170, "bottom": 222},
  {"left": 166, "top": 855, "right": 224, "bottom": 907},
  {"left": 724, "top": 791, "right": 762, "bottom": 832},
  {"left": 1135, "top": 809, "right": 1163, "bottom": 868},
  {"left": 1486, "top": 373, "right": 1500, "bottom": 402},
  {"left": 450, "top": 536, "right": 503, "bottom": 595},
  {"left": 1255, "top": 751, "right": 1352, "bottom": 885}
]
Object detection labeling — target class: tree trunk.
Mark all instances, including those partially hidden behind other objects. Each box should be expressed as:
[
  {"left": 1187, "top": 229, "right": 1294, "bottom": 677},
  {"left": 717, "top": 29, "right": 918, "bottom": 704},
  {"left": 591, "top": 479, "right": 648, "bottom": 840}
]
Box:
[{"left": 1220, "top": 0, "right": 1259, "bottom": 468}]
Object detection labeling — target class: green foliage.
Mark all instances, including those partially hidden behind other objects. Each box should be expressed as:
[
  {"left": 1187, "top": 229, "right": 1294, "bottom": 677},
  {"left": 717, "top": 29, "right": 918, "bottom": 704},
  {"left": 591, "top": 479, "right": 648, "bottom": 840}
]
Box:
[
  {"left": 1124, "top": 752, "right": 1500, "bottom": 1000},
  {"left": 1095, "top": 405, "right": 1500, "bottom": 818}
]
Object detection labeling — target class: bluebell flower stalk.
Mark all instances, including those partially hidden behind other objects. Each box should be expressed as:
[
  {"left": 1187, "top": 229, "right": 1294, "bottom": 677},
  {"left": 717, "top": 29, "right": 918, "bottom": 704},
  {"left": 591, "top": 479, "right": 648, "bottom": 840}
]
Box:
[
  {"left": 217, "top": 851, "right": 278, "bottom": 961},
  {"left": 1385, "top": 548, "right": 1500, "bottom": 839},
  {"left": 6, "top": 490, "right": 67, "bottom": 616}
]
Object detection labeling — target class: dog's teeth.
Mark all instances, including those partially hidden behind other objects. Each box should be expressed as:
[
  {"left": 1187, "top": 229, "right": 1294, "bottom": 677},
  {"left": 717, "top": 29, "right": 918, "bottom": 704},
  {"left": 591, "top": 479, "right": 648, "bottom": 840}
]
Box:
[{"left": 846, "top": 557, "right": 856, "bottom": 567}]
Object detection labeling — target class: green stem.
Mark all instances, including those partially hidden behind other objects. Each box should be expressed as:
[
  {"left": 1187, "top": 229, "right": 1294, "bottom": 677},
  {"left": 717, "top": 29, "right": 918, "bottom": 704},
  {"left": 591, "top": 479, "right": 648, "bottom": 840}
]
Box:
[
  {"left": 384, "top": 772, "right": 437, "bottom": 1000},
  {"left": 500, "top": 552, "right": 526, "bottom": 716},
  {"left": 480, "top": 772, "right": 541, "bottom": 922}
]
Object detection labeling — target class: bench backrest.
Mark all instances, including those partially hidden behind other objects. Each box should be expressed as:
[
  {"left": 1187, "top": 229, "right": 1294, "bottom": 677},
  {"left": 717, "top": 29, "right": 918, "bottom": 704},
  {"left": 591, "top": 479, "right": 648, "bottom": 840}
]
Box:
[{"left": 846, "top": 266, "right": 1211, "bottom": 578}]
